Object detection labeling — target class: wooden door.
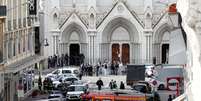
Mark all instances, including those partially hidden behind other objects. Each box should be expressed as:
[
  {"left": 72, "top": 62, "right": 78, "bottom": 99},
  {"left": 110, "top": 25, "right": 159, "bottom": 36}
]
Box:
[
  {"left": 122, "top": 44, "right": 130, "bottom": 65},
  {"left": 112, "top": 44, "right": 120, "bottom": 62}
]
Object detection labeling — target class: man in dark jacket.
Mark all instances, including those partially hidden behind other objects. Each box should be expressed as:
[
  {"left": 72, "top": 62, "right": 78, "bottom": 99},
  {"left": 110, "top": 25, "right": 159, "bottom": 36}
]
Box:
[
  {"left": 120, "top": 81, "right": 125, "bottom": 89},
  {"left": 109, "top": 79, "right": 114, "bottom": 90},
  {"left": 38, "top": 76, "right": 42, "bottom": 91},
  {"left": 96, "top": 78, "right": 103, "bottom": 90}
]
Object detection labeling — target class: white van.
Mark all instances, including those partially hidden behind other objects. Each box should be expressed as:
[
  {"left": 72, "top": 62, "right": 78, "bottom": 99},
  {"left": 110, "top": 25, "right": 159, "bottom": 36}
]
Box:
[{"left": 154, "top": 64, "right": 184, "bottom": 90}]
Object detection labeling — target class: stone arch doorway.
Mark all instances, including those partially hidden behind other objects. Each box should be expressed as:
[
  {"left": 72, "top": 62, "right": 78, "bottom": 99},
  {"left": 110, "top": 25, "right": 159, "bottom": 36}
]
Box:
[
  {"left": 160, "top": 31, "right": 170, "bottom": 64},
  {"left": 69, "top": 44, "right": 80, "bottom": 65},
  {"left": 101, "top": 17, "right": 140, "bottom": 64},
  {"left": 153, "top": 24, "right": 171, "bottom": 64},
  {"left": 110, "top": 26, "right": 130, "bottom": 64},
  {"left": 60, "top": 23, "right": 87, "bottom": 65}
]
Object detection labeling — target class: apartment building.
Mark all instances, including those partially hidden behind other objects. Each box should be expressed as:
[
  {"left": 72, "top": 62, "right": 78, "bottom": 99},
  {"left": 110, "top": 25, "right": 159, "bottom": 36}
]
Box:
[
  {"left": 0, "top": 0, "right": 6, "bottom": 100},
  {"left": 1, "top": 0, "right": 45, "bottom": 100}
]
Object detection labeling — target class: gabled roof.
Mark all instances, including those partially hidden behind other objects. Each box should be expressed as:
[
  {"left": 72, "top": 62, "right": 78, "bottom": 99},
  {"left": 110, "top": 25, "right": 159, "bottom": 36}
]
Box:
[
  {"left": 59, "top": 12, "right": 88, "bottom": 30},
  {"left": 97, "top": 1, "right": 144, "bottom": 29}
]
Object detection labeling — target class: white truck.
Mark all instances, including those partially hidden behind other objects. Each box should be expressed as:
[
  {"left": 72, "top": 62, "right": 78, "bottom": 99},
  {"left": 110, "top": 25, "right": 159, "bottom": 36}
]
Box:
[{"left": 153, "top": 64, "right": 184, "bottom": 90}]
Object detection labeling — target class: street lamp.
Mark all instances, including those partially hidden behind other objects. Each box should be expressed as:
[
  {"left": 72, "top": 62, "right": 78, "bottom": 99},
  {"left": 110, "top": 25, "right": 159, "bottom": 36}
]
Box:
[{"left": 38, "top": 38, "right": 49, "bottom": 89}]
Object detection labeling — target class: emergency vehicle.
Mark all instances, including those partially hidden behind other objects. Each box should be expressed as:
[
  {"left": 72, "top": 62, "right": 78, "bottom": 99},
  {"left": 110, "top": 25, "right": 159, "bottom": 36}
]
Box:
[{"left": 81, "top": 89, "right": 154, "bottom": 101}]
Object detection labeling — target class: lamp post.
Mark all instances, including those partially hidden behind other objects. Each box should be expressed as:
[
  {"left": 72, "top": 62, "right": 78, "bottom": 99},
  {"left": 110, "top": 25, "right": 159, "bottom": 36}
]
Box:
[{"left": 37, "top": 38, "right": 49, "bottom": 91}]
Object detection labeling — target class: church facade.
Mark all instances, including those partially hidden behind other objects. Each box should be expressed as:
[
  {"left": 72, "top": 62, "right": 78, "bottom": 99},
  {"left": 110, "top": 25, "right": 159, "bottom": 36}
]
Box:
[{"left": 42, "top": 0, "right": 186, "bottom": 65}]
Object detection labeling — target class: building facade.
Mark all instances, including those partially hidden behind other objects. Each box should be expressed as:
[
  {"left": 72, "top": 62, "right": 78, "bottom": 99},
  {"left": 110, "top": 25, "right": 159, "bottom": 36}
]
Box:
[
  {"left": 42, "top": 0, "right": 186, "bottom": 65},
  {"left": 0, "top": 1, "right": 6, "bottom": 100},
  {"left": 0, "top": 15, "right": 5, "bottom": 101},
  {"left": 1, "top": 0, "right": 44, "bottom": 101}
]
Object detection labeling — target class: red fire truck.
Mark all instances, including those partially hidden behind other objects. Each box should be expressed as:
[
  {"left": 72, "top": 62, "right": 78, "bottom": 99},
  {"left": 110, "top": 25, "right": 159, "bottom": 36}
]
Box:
[{"left": 81, "top": 89, "right": 154, "bottom": 101}]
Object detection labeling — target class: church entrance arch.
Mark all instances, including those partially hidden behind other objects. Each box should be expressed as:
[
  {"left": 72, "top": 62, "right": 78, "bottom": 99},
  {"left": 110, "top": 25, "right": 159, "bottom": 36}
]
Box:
[
  {"left": 110, "top": 26, "right": 130, "bottom": 64},
  {"left": 61, "top": 23, "right": 87, "bottom": 66},
  {"left": 101, "top": 17, "right": 140, "bottom": 64}
]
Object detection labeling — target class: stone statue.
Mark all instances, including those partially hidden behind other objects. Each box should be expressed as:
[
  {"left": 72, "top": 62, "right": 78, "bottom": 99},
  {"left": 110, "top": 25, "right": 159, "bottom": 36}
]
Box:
[{"left": 39, "top": 0, "right": 45, "bottom": 11}]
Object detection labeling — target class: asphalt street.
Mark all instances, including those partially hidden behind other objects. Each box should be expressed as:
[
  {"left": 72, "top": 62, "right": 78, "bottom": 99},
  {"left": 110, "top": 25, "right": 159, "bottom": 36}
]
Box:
[{"left": 25, "top": 67, "right": 177, "bottom": 101}]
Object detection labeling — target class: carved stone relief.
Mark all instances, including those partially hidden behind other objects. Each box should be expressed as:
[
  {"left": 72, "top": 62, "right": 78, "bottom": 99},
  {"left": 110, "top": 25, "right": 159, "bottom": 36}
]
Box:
[
  {"left": 80, "top": 14, "right": 89, "bottom": 27},
  {"left": 117, "top": 5, "right": 124, "bottom": 13},
  {"left": 96, "top": 12, "right": 108, "bottom": 27}
]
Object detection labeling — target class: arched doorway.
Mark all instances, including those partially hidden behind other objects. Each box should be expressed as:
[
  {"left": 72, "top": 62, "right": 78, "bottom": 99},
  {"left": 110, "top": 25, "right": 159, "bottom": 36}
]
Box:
[
  {"left": 153, "top": 24, "right": 171, "bottom": 64},
  {"left": 161, "top": 44, "right": 169, "bottom": 64},
  {"left": 101, "top": 17, "right": 140, "bottom": 64},
  {"left": 70, "top": 44, "right": 80, "bottom": 65},
  {"left": 61, "top": 23, "right": 87, "bottom": 66},
  {"left": 111, "top": 27, "right": 130, "bottom": 64},
  {"left": 161, "top": 31, "right": 170, "bottom": 64}
]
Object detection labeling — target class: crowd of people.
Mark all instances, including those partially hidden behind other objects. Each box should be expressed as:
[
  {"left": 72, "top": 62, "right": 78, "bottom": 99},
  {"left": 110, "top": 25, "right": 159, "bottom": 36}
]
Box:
[
  {"left": 48, "top": 54, "right": 69, "bottom": 68},
  {"left": 47, "top": 54, "right": 126, "bottom": 77},
  {"left": 79, "top": 61, "right": 126, "bottom": 77},
  {"left": 96, "top": 78, "right": 125, "bottom": 90},
  {"left": 48, "top": 53, "right": 85, "bottom": 68}
]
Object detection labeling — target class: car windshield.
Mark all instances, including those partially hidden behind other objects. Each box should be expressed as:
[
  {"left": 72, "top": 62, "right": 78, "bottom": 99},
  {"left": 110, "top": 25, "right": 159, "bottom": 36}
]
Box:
[
  {"left": 62, "top": 70, "right": 71, "bottom": 74},
  {"left": 68, "top": 86, "right": 85, "bottom": 91},
  {"left": 73, "top": 70, "right": 79, "bottom": 74},
  {"left": 53, "top": 70, "right": 60, "bottom": 74},
  {"left": 133, "top": 85, "right": 146, "bottom": 93},
  {"left": 64, "top": 78, "right": 78, "bottom": 82},
  {"left": 50, "top": 91, "right": 62, "bottom": 94},
  {"left": 48, "top": 95, "right": 60, "bottom": 99}
]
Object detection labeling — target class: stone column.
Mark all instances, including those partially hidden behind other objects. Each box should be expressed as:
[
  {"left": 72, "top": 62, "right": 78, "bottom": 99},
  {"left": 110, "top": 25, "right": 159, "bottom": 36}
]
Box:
[
  {"left": 119, "top": 43, "right": 122, "bottom": 62},
  {"left": 80, "top": 43, "right": 87, "bottom": 63},
  {"left": 65, "top": 43, "right": 68, "bottom": 54},
  {"left": 51, "top": 30, "right": 61, "bottom": 55},
  {"left": 131, "top": 42, "right": 141, "bottom": 64},
  {"left": 55, "top": 35, "right": 59, "bottom": 54},
  {"left": 39, "top": 12, "right": 45, "bottom": 56},
  {"left": 88, "top": 31, "right": 96, "bottom": 65},
  {"left": 144, "top": 31, "right": 153, "bottom": 64},
  {"left": 31, "top": 28, "right": 35, "bottom": 56},
  {"left": 153, "top": 43, "right": 160, "bottom": 64}
]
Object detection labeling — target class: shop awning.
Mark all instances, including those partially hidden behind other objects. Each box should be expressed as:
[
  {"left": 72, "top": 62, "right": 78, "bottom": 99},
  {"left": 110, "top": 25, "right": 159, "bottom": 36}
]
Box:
[{"left": 5, "top": 55, "right": 45, "bottom": 73}]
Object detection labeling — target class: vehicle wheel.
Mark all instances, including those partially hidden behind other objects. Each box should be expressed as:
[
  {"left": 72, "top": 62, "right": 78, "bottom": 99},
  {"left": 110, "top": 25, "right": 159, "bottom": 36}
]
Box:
[{"left": 158, "top": 84, "right": 165, "bottom": 90}]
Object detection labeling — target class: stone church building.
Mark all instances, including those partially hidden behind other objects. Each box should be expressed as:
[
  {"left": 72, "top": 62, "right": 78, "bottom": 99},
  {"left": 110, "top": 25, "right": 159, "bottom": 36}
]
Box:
[{"left": 42, "top": 0, "right": 186, "bottom": 65}]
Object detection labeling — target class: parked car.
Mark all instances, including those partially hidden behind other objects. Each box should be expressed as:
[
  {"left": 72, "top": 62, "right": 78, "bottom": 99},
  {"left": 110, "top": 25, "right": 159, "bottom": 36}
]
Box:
[
  {"left": 132, "top": 83, "right": 151, "bottom": 94},
  {"left": 48, "top": 93, "right": 65, "bottom": 101},
  {"left": 132, "top": 82, "right": 160, "bottom": 101},
  {"left": 53, "top": 76, "right": 79, "bottom": 88},
  {"left": 46, "top": 67, "right": 79, "bottom": 78},
  {"left": 145, "top": 77, "right": 166, "bottom": 90},
  {"left": 66, "top": 85, "right": 87, "bottom": 100}
]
